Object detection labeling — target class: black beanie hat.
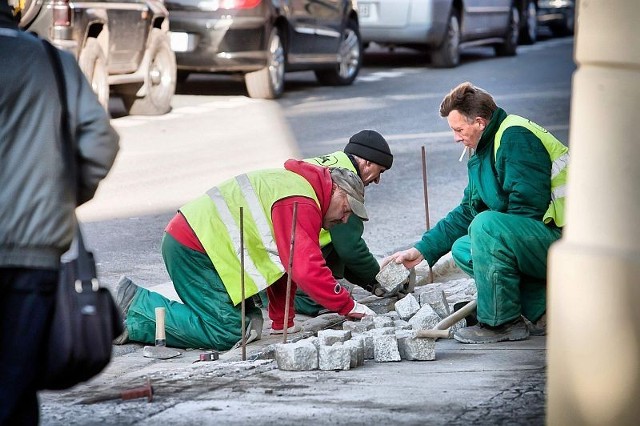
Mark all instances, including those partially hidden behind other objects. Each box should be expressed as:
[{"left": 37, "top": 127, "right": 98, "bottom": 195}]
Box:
[{"left": 344, "top": 130, "right": 393, "bottom": 169}]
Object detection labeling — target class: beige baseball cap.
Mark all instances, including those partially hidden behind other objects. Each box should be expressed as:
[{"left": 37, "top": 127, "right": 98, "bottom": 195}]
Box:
[{"left": 330, "top": 167, "right": 368, "bottom": 221}]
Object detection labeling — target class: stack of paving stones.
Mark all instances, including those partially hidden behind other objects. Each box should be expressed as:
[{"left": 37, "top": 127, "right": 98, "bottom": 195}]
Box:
[{"left": 274, "top": 290, "right": 467, "bottom": 371}]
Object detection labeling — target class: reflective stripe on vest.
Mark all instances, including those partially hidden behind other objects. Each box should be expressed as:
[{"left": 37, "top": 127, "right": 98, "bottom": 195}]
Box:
[
  {"left": 304, "top": 151, "right": 358, "bottom": 247},
  {"left": 494, "top": 115, "right": 569, "bottom": 227},
  {"left": 180, "top": 169, "right": 319, "bottom": 305}
]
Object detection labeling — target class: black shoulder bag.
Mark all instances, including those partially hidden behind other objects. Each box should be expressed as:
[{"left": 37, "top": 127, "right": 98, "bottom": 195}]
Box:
[{"left": 41, "top": 40, "right": 124, "bottom": 390}]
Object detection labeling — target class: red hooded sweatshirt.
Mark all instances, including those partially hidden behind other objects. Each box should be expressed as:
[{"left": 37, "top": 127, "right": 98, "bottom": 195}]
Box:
[
  {"left": 267, "top": 159, "right": 356, "bottom": 329},
  {"left": 165, "top": 160, "right": 355, "bottom": 330}
]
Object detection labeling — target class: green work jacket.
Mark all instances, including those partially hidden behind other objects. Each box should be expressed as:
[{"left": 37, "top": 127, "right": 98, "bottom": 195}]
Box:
[
  {"left": 305, "top": 151, "right": 380, "bottom": 288},
  {"left": 180, "top": 169, "right": 318, "bottom": 305},
  {"left": 415, "top": 108, "right": 566, "bottom": 266}
]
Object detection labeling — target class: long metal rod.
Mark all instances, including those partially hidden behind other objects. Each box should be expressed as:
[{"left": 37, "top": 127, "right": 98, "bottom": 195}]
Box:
[
  {"left": 421, "top": 146, "right": 433, "bottom": 284},
  {"left": 282, "top": 202, "right": 298, "bottom": 343},
  {"left": 240, "top": 207, "right": 246, "bottom": 361}
]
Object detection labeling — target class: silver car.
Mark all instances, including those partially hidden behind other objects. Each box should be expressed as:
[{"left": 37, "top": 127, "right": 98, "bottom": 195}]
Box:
[{"left": 358, "top": 0, "right": 521, "bottom": 68}]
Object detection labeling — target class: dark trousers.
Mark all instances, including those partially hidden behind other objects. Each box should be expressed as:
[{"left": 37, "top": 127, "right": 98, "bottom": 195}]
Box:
[{"left": 0, "top": 268, "right": 57, "bottom": 426}]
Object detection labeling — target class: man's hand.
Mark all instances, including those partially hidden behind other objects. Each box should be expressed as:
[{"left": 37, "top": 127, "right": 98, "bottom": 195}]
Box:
[
  {"left": 382, "top": 248, "right": 424, "bottom": 269},
  {"left": 347, "top": 301, "right": 376, "bottom": 319}
]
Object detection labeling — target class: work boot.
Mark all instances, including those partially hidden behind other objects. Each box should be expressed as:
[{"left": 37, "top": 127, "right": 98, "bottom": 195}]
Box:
[
  {"left": 113, "top": 276, "right": 138, "bottom": 345},
  {"left": 453, "top": 317, "right": 529, "bottom": 344},
  {"left": 524, "top": 313, "right": 547, "bottom": 336},
  {"left": 247, "top": 310, "right": 264, "bottom": 342},
  {"left": 115, "top": 275, "right": 138, "bottom": 319}
]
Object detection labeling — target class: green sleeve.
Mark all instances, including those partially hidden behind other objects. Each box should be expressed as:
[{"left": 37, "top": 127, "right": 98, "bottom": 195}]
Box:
[
  {"left": 414, "top": 185, "right": 475, "bottom": 266},
  {"left": 495, "top": 127, "right": 551, "bottom": 220},
  {"left": 328, "top": 214, "right": 380, "bottom": 288}
]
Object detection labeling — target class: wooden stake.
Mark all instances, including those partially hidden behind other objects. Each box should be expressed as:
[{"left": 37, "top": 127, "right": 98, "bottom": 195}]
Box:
[
  {"left": 240, "top": 207, "right": 246, "bottom": 361},
  {"left": 421, "top": 146, "right": 433, "bottom": 284},
  {"left": 283, "top": 202, "right": 298, "bottom": 343}
]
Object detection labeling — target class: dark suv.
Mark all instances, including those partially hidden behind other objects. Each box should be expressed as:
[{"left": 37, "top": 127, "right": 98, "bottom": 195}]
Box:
[
  {"left": 15, "top": 0, "right": 177, "bottom": 115},
  {"left": 166, "top": 0, "right": 362, "bottom": 99}
]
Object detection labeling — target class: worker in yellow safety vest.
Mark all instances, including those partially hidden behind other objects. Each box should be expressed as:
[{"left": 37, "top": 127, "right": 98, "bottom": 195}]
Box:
[{"left": 113, "top": 161, "right": 377, "bottom": 350}]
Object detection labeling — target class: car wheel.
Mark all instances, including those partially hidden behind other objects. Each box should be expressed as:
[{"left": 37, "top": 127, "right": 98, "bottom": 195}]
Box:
[
  {"left": 519, "top": 0, "right": 537, "bottom": 45},
  {"left": 245, "top": 27, "right": 285, "bottom": 99},
  {"left": 495, "top": 5, "right": 519, "bottom": 57},
  {"left": 121, "top": 29, "right": 176, "bottom": 116},
  {"left": 78, "top": 38, "right": 109, "bottom": 111},
  {"left": 431, "top": 12, "right": 460, "bottom": 68},
  {"left": 177, "top": 70, "right": 190, "bottom": 84},
  {"left": 550, "top": 7, "right": 575, "bottom": 37},
  {"left": 314, "top": 19, "right": 362, "bottom": 85}
]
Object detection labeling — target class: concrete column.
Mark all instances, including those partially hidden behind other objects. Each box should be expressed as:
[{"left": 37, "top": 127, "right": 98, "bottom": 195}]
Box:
[{"left": 547, "top": 1, "right": 640, "bottom": 425}]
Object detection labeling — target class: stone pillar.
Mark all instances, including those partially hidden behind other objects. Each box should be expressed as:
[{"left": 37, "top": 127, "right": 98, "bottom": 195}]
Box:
[{"left": 547, "top": 1, "right": 640, "bottom": 425}]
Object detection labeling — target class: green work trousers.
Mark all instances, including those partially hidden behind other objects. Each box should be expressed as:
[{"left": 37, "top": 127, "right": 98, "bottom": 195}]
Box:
[
  {"left": 257, "top": 244, "right": 340, "bottom": 316},
  {"left": 126, "top": 233, "right": 260, "bottom": 350},
  {"left": 450, "top": 211, "right": 561, "bottom": 326}
]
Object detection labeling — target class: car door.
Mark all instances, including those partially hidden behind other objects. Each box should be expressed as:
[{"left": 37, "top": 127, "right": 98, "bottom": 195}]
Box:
[
  {"left": 311, "top": 0, "right": 344, "bottom": 56},
  {"left": 470, "top": 0, "right": 512, "bottom": 38},
  {"left": 104, "top": 0, "right": 150, "bottom": 74},
  {"left": 460, "top": 0, "right": 492, "bottom": 40},
  {"left": 287, "top": 0, "right": 319, "bottom": 60}
]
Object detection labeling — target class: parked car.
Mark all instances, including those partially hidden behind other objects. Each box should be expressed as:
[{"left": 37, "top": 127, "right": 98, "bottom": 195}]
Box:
[
  {"left": 16, "top": 0, "right": 177, "bottom": 115},
  {"left": 537, "top": 0, "right": 575, "bottom": 37},
  {"left": 357, "top": 0, "right": 523, "bottom": 68},
  {"left": 165, "top": 0, "right": 362, "bottom": 99}
]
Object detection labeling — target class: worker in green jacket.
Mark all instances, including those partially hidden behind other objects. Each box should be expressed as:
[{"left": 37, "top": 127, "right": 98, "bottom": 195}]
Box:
[
  {"left": 259, "top": 130, "right": 394, "bottom": 315},
  {"left": 387, "top": 82, "right": 568, "bottom": 344}
]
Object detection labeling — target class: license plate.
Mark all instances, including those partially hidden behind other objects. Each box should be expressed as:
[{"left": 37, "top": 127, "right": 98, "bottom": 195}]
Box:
[
  {"left": 170, "top": 32, "right": 192, "bottom": 53},
  {"left": 358, "top": 3, "right": 370, "bottom": 18}
]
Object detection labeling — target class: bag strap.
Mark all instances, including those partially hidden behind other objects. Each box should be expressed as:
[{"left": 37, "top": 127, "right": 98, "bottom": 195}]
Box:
[{"left": 42, "top": 40, "right": 96, "bottom": 287}]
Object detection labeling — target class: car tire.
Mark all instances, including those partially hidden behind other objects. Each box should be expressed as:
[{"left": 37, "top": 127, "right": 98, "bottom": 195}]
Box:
[
  {"left": 314, "top": 19, "right": 362, "bottom": 86},
  {"left": 245, "top": 27, "right": 285, "bottom": 99},
  {"left": 78, "top": 38, "right": 109, "bottom": 111},
  {"left": 431, "top": 11, "right": 460, "bottom": 68},
  {"left": 121, "top": 28, "right": 176, "bottom": 116},
  {"left": 495, "top": 5, "right": 519, "bottom": 57},
  {"left": 519, "top": 0, "right": 537, "bottom": 45},
  {"left": 177, "top": 70, "right": 190, "bottom": 84},
  {"left": 550, "top": 7, "right": 575, "bottom": 37}
]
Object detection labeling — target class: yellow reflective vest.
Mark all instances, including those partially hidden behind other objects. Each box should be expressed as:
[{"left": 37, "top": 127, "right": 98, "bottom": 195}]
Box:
[
  {"left": 494, "top": 115, "right": 569, "bottom": 227},
  {"left": 304, "top": 151, "right": 358, "bottom": 247},
  {"left": 180, "top": 169, "right": 319, "bottom": 305}
]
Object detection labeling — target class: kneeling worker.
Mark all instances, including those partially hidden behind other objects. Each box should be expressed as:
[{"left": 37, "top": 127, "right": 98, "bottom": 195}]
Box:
[{"left": 114, "top": 161, "right": 376, "bottom": 350}]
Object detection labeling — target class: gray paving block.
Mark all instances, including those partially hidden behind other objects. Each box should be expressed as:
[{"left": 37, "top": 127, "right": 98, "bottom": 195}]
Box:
[
  {"left": 396, "top": 330, "right": 436, "bottom": 361},
  {"left": 419, "top": 288, "right": 450, "bottom": 319},
  {"left": 343, "top": 320, "right": 374, "bottom": 333},
  {"left": 373, "top": 334, "right": 401, "bottom": 362},
  {"left": 408, "top": 303, "right": 441, "bottom": 331},
  {"left": 352, "top": 334, "right": 374, "bottom": 360},
  {"left": 275, "top": 341, "right": 318, "bottom": 371},
  {"left": 366, "top": 297, "right": 397, "bottom": 314},
  {"left": 344, "top": 339, "right": 365, "bottom": 368},
  {"left": 367, "top": 327, "right": 395, "bottom": 337},
  {"left": 317, "top": 329, "right": 352, "bottom": 346},
  {"left": 376, "top": 262, "right": 410, "bottom": 294},
  {"left": 318, "top": 343, "right": 351, "bottom": 371},
  {"left": 394, "top": 293, "right": 421, "bottom": 320},
  {"left": 382, "top": 311, "right": 400, "bottom": 321},
  {"left": 394, "top": 319, "right": 412, "bottom": 330},
  {"left": 373, "top": 316, "right": 395, "bottom": 329}
]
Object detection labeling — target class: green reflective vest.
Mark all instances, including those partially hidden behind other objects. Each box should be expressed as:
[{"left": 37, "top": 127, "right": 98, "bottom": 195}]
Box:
[
  {"left": 304, "top": 151, "right": 358, "bottom": 247},
  {"left": 494, "top": 115, "right": 569, "bottom": 227},
  {"left": 180, "top": 169, "right": 319, "bottom": 305}
]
